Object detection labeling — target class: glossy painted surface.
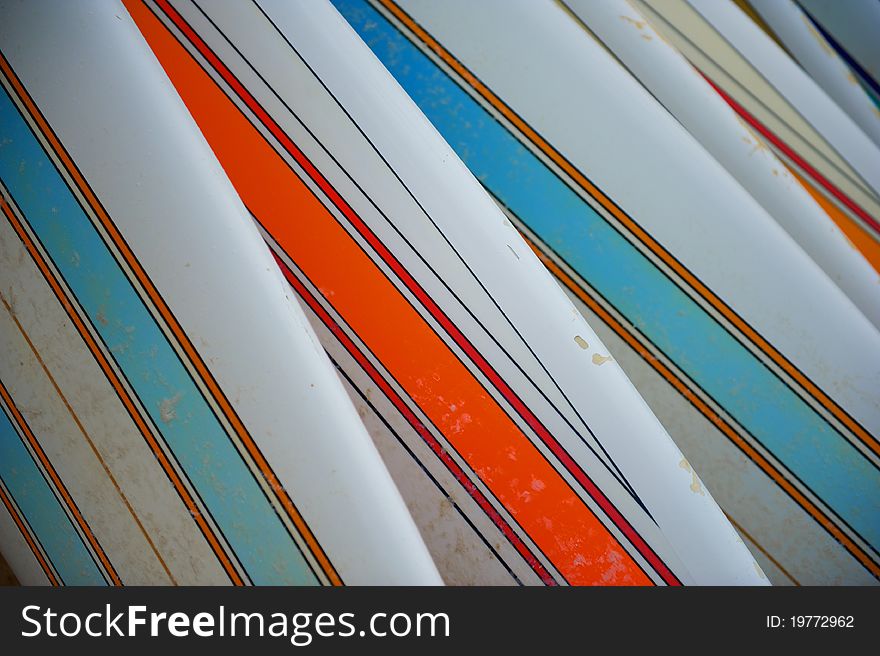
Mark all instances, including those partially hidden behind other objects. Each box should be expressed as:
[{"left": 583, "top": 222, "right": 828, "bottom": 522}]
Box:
[
  {"left": 0, "top": 0, "right": 440, "bottom": 585},
  {"left": 128, "top": 0, "right": 765, "bottom": 584},
  {"left": 334, "top": 0, "right": 880, "bottom": 583}
]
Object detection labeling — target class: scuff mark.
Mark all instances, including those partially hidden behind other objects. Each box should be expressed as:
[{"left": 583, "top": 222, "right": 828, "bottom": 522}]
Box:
[
  {"left": 801, "top": 14, "right": 834, "bottom": 57},
  {"left": 679, "top": 458, "right": 705, "bottom": 495},
  {"left": 620, "top": 15, "right": 646, "bottom": 30},
  {"left": 159, "top": 393, "right": 183, "bottom": 424}
]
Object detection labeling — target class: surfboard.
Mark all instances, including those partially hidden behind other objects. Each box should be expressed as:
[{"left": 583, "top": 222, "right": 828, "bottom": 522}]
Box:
[
  {"left": 331, "top": 0, "right": 880, "bottom": 585},
  {"left": 562, "top": 0, "right": 880, "bottom": 329},
  {"left": 126, "top": 0, "right": 767, "bottom": 585},
  {"left": 0, "top": 0, "right": 441, "bottom": 586},
  {"left": 742, "top": 0, "right": 880, "bottom": 148},
  {"left": 630, "top": 0, "right": 880, "bottom": 280},
  {"left": 797, "top": 0, "right": 880, "bottom": 110},
  {"left": 688, "top": 0, "right": 880, "bottom": 197}
]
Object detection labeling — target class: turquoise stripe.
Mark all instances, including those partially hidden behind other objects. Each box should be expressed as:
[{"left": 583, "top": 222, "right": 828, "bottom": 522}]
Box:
[
  {"left": 0, "top": 84, "right": 318, "bottom": 585},
  {"left": 334, "top": 0, "right": 880, "bottom": 548},
  {"left": 859, "top": 78, "right": 880, "bottom": 113},
  {"left": 0, "top": 403, "right": 105, "bottom": 585}
]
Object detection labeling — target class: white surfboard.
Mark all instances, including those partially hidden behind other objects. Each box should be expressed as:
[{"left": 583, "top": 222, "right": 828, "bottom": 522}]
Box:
[
  {"left": 126, "top": 0, "right": 767, "bottom": 585},
  {"left": 687, "top": 0, "right": 880, "bottom": 198},
  {"left": 631, "top": 0, "right": 880, "bottom": 266},
  {"left": 332, "top": 0, "right": 880, "bottom": 584},
  {"left": 0, "top": 0, "right": 440, "bottom": 586},
  {"left": 562, "top": 0, "right": 880, "bottom": 329},
  {"left": 746, "top": 0, "right": 880, "bottom": 148},
  {"left": 797, "top": 0, "right": 880, "bottom": 106}
]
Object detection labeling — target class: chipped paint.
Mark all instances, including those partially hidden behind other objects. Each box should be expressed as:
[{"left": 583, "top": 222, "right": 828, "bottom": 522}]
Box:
[
  {"left": 619, "top": 15, "right": 646, "bottom": 30},
  {"left": 158, "top": 392, "right": 182, "bottom": 424},
  {"left": 679, "top": 458, "right": 705, "bottom": 495},
  {"left": 573, "top": 335, "right": 589, "bottom": 349},
  {"left": 591, "top": 353, "right": 612, "bottom": 366}
]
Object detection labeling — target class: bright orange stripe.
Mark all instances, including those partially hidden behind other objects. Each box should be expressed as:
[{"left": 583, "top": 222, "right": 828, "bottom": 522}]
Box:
[
  {"left": 376, "top": 0, "right": 879, "bottom": 460},
  {"left": 0, "top": 49, "right": 339, "bottom": 585},
  {"left": 0, "top": 484, "right": 59, "bottom": 585},
  {"left": 0, "top": 380, "right": 121, "bottom": 585},
  {"left": 788, "top": 165, "right": 880, "bottom": 273},
  {"left": 526, "top": 236, "right": 880, "bottom": 578},
  {"left": 128, "top": 0, "right": 651, "bottom": 585},
  {"left": 0, "top": 198, "right": 243, "bottom": 586}
]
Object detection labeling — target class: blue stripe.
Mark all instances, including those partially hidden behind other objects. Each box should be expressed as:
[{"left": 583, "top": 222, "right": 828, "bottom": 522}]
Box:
[
  {"left": 334, "top": 0, "right": 880, "bottom": 548},
  {"left": 0, "top": 83, "right": 318, "bottom": 585},
  {"left": 0, "top": 404, "right": 105, "bottom": 585}
]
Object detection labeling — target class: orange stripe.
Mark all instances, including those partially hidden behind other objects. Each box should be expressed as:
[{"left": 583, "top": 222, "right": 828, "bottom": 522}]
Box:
[
  {"left": 0, "top": 51, "right": 339, "bottom": 586},
  {"left": 788, "top": 165, "right": 880, "bottom": 273},
  {"left": 0, "top": 380, "right": 121, "bottom": 584},
  {"left": 722, "top": 512, "right": 799, "bottom": 585},
  {"left": 0, "top": 198, "right": 243, "bottom": 585},
  {"left": 731, "top": 0, "right": 789, "bottom": 55},
  {"left": 127, "top": 0, "right": 652, "bottom": 585},
  {"left": 375, "top": 0, "right": 880, "bottom": 461},
  {"left": 0, "top": 483, "right": 59, "bottom": 585},
  {"left": 525, "top": 235, "right": 880, "bottom": 578}
]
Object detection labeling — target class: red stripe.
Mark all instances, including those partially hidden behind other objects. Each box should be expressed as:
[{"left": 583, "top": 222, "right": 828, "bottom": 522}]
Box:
[
  {"left": 272, "top": 251, "right": 557, "bottom": 585},
  {"left": 155, "top": 0, "right": 679, "bottom": 585},
  {"left": 701, "top": 72, "right": 880, "bottom": 237}
]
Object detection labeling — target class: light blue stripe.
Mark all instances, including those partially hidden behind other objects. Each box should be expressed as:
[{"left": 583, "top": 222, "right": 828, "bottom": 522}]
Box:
[
  {"left": 335, "top": 0, "right": 880, "bottom": 548},
  {"left": 0, "top": 404, "right": 105, "bottom": 585},
  {"left": 0, "top": 85, "right": 318, "bottom": 585}
]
